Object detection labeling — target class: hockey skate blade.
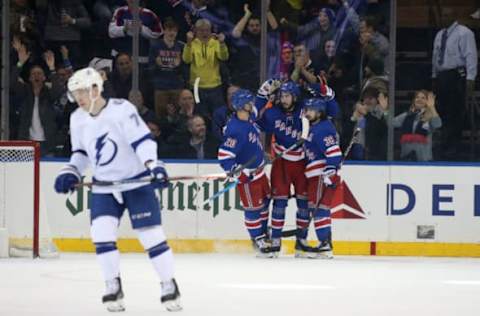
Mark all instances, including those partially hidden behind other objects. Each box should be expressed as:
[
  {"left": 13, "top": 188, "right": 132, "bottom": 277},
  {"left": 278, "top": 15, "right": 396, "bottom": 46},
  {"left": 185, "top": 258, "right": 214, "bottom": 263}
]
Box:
[
  {"left": 315, "top": 250, "right": 334, "bottom": 259},
  {"left": 104, "top": 299, "right": 125, "bottom": 312},
  {"left": 255, "top": 251, "right": 274, "bottom": 259},
  {"left": 295, "top": 250, "right": 317, "bottom": 259},
  {"left": 163, "top": 298, "right": 183, "bottom": 312}
]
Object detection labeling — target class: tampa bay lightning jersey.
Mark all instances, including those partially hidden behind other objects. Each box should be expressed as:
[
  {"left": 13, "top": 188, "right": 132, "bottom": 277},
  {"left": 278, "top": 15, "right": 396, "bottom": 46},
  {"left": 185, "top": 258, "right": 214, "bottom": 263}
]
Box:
[
  {"left": 303, "top": 119, "right": 342, "bottom": 178},
  {"left": 69, "top": 98, "right": 157, "bottom": 193}
]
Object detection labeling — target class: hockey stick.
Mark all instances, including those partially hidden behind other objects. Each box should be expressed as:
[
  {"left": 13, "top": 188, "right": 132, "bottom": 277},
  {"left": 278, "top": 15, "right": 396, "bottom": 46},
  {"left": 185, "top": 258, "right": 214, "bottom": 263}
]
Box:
[
  {"left": 75, "top": 173, "right": 229, "bottom": 188},
  {"left": 193, "top": 77, "right": 201, "bottom": 104},
  {"left": 280, "top": 127, "right": 361, "bottom": 238},
  {"left": 201, "top": 155, "right": 257, "bottom": 206}
]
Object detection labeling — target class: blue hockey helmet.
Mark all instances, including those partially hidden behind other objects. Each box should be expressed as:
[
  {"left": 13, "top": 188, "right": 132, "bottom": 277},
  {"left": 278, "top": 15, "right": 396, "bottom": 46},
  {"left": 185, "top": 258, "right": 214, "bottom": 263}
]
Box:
[
  {"left": 279, "top": 81, "right": 300, "bottom": 98},
  {"left": 303, "top": 98, "right": 327, "bottom": 113},
  {"left": 231, "top": 89, "right": 255, "bottom": 111}
]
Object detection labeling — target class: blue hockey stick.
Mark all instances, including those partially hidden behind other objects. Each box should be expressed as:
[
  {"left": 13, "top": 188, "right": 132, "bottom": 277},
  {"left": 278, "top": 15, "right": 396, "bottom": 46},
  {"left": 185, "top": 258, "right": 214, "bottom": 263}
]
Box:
[{"left": 202, "top": 178, "right": 239, "bottom": 206}]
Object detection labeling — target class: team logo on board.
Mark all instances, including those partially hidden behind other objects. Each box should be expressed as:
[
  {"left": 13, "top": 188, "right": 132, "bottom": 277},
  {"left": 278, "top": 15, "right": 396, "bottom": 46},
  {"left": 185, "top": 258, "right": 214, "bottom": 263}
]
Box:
[{"left": 330, "top": 181, "right": 366, "bottom": 219}]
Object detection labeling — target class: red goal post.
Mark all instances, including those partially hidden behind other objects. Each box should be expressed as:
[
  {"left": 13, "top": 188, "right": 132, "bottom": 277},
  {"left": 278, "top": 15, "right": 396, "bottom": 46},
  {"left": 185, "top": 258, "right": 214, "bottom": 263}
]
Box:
[{"left": 0, "top": 141, "right": 42, "bottom": 258}]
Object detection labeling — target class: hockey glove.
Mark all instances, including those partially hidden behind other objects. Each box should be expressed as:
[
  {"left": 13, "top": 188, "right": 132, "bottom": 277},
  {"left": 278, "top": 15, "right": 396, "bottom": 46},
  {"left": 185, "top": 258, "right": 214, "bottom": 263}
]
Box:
[
  {"left": 322, "top": 167, "right": 340, "bottom": 189},
  {"left": 147, "top": 160, "right": 169, "bottom": 190},
  {"left": 54, "top": 165, "right": 81, "bottom": 193},
  {"left": 257, "top": 78, "right": 281, "bottom": 98},
  {"left": 237, "top": 171, "right": 254, "bottom": 184},
  {"left": 228, "top": 165, "right": 253, "bottom": 184}
]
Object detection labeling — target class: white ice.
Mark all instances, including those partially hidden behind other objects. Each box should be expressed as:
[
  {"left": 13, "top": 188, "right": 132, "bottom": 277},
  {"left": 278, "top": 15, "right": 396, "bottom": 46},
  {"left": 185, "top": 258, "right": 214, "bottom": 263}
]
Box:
[{"left": 0, "top": 253, "right": 478, "bottom": 316}]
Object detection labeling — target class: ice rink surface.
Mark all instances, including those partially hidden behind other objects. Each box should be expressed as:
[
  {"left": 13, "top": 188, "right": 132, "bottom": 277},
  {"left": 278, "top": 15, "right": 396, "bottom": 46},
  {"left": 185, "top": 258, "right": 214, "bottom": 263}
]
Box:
[{"left": 0, "top": 253, "right": 479, "bottom": 316}]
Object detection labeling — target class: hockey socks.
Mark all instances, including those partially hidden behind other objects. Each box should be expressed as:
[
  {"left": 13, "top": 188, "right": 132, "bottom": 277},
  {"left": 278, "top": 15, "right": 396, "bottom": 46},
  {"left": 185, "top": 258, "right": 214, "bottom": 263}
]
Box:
[
  {"left": 94, "top": 242, "right": 124, "bottom": 312},
  {"left": 296, "top": 208, "right": 310, "bottom": 240},
  {"left": 94, "top": 242, "right": 121, "bottom": 281},
  {"left": 244, "top": 210, "right": 264, "bottom": 240},
  {"left": 312, "top": 208, "right": 332, "bottom": 243},
  {"left": 137, "top": 226, "right": 175, "bottom": 282},
  {"left": 260, "top": 208, "right": 269, "bottom": 237},
  {"left": 270, "top": 206, "right": 286, "bottom": 239}
]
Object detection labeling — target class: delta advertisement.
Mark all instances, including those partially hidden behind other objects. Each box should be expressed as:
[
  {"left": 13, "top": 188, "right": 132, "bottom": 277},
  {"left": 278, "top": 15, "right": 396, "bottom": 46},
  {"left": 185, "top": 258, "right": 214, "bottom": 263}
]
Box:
[{"left": 37, "top": 161, "right": 480, "bottom": 248}]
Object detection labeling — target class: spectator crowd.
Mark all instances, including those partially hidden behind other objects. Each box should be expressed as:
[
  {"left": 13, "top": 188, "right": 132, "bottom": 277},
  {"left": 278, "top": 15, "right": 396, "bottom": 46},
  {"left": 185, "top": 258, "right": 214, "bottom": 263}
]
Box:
[{"left": 3, "top": 0, "right": 478, "bottom": 161}]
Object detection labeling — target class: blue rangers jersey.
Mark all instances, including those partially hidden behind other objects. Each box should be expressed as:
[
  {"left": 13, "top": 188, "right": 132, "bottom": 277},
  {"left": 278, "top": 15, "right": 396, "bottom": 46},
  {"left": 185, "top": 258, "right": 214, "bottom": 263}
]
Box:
[
  {"left": 303, "top": 119, "right": 342, "bottom": 178},
  {"left": 257, "top": 98, "right": 340, "bottom": 161},
  {"left": 218, "top": 96, "right": 268, "bottom": 180},
  {"left": 68, "top": 98, "right": 158, "bottom": 193}
]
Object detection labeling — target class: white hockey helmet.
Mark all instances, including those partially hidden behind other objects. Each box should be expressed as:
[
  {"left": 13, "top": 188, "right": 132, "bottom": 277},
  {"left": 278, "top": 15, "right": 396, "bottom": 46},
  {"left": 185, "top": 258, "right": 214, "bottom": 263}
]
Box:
[{"left": 67, "top": 67, "right": 104, "bottom": 102}]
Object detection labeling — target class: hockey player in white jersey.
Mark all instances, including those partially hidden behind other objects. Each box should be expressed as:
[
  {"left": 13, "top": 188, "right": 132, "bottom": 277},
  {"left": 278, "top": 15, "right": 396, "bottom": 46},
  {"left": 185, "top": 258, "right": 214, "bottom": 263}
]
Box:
[{"left": 54, "top": 67, "right": 181, "bottom": 312}]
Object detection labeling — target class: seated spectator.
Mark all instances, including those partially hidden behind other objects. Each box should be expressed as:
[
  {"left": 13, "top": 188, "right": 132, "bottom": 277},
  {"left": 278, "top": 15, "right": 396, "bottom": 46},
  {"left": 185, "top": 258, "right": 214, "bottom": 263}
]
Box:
[
  {"left": 108, "top": 0, "right": 163, "bottom": 64},
  {"left": 149, "top": 17, "right": 185, "bottom": 118},
  {"left": 178, "top": 89, "right": 195, "bottom": 118},
  {"left": 393, "top": 90, "right": 442, "bottom": 161},
  {"left": 128, "top": 90, "right": 156, "bottom": 123},
  {"left": 159, "top": 102, "right": 183, "bottom": 141},
  {"left": 344, "top": 101, "right": 367, "bottom": 160},
  {"left": 314, "top": 39, "right": 337, "bottom": 73},
  {"left": 89, "top": 57, "right": 116, "bottom": 98},
  {"left": 39, "top": 0, "right": 92, "bottom": 67},
  {"left": 182, "top": 18, "right": 228, "bottom": 120},
  {"left": 108, "top": 52, "right": 153, "bottom": 105},
  {"left": 171, "top": 115, "right": 219, "bottom": 159},
  {"left": 144, "top": 117, "right": 175, "bottom": 159},
  {"left": 361, "top": 57, "right": 388, "bottom": 96},
  {"left": 212, "top": 85, "right": 239, "bottom": 141},
  {"left": 344, "top": 87, "right": 388, "bottom": 161}
]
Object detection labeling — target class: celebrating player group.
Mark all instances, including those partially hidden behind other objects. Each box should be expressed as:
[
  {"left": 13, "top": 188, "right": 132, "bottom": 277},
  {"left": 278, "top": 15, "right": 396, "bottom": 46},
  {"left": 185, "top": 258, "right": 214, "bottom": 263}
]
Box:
[{"left": 218, "top": 76, "right": 342, "bottom": 259}]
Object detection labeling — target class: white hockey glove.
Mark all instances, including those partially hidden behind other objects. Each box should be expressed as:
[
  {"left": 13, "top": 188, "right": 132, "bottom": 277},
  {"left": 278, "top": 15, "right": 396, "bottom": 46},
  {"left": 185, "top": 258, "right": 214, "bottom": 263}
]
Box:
[
  {"left": 322, "top": 167, "right": 339, "bottom": 189},
  {"left": 257, "top": 78, "right": 281, "bottom": 98}
]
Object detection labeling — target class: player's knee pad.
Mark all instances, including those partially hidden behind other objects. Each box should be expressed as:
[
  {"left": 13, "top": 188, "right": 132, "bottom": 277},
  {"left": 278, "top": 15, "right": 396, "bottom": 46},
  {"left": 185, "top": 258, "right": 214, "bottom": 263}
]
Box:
[
  {"left": 136, "top": 225, "right": 168, "bottom": 257},
  {"left": 91, "top": 215, "right": 119, "bottom": 243},
  {"left": 296, "top": 198, "right": 308, "bottom": 210},
  {"left": 273, "top": 198, "right": 288, "bottom": 208},
  {"left": 312, "top": 208, "right": 330, "bottom": 219}
]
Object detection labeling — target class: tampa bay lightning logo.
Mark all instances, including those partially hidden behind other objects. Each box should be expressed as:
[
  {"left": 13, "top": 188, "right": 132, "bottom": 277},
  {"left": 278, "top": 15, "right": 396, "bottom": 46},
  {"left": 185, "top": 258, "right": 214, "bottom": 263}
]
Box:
[{"left": 95, "top": 132, "right": 118, "bottom": 166}]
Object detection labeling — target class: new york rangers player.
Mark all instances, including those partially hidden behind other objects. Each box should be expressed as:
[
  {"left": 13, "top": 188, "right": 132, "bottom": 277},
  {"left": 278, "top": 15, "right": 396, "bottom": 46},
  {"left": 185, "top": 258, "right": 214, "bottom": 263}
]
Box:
[
  {"left": 217, "top": 87, "right": 275, "bottom": 257},
  {"left": 256, "top": 81, "right": 309, "bottom": 257},
  {"left": 302, "top": 98, "right": 342, "bottom": 258},
  {"left": 53, "top": 67, "right": 181, "bottom": 312}
]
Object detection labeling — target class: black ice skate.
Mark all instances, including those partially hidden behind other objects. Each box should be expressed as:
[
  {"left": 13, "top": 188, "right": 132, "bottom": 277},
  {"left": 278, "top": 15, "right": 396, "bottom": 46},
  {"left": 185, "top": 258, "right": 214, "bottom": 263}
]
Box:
[
  {"left": 161, "top": 278, "right": 182, "bottom": 312},
  {"left": 294, "top": 239, "right": 320, "bottom": 259},
  {"left": 270, "top": 238, "right": 281, "bottom": 258},
  {"left": 102, "top": 277, "right": 125, "bottom": 312},
  {"left": 253, "top": 235, "right": 273, "bottom": 258}
]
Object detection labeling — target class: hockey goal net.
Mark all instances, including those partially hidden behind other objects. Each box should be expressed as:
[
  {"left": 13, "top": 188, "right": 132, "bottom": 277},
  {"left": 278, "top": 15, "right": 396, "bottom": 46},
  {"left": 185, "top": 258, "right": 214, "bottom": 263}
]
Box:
[{"left": 0, "top": 141, "right": 58, "bottom": 258}]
